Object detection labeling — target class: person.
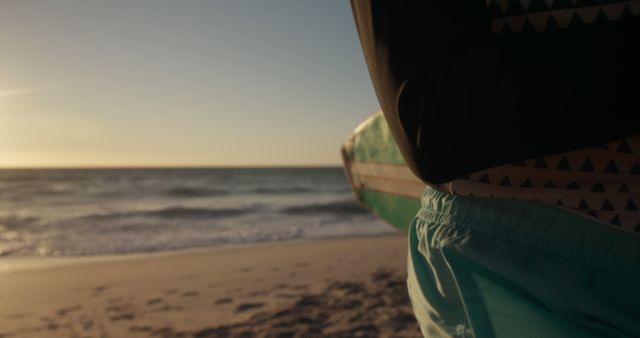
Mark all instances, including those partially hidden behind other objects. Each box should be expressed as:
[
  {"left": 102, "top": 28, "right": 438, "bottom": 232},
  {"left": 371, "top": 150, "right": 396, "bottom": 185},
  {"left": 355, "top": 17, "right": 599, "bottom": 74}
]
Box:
[{"left": 351, "top": 1, "right": 640, "bottom": 337}]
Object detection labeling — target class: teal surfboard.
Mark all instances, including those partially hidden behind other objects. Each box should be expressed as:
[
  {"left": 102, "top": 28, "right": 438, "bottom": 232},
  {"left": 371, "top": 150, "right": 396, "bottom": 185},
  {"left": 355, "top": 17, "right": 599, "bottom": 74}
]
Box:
[{"left": 341, "top": 111, "right": 425, "bottom": 233}]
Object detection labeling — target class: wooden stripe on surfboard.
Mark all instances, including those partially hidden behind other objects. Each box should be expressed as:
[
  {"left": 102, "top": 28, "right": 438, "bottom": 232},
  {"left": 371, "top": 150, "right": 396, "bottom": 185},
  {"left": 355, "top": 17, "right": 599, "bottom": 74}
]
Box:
[
  {"left": 346, "top": 161, "right": 426, "bottom": 199},
  {"left": 350, "top": 161, "right": 421, "bottom": 182}
]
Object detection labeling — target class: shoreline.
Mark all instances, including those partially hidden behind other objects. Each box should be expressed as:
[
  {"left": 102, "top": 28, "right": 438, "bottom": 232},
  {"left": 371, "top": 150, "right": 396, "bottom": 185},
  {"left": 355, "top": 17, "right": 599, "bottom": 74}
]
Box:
[{"left": 0, "top": 232, "right": 404, "bottom": 274}]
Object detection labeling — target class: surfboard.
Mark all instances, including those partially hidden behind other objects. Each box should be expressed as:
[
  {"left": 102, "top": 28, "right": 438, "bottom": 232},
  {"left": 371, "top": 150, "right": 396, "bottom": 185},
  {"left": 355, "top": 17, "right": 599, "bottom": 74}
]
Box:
[{"left": 341, "top": 111, "right": 426, "bottom": 233}]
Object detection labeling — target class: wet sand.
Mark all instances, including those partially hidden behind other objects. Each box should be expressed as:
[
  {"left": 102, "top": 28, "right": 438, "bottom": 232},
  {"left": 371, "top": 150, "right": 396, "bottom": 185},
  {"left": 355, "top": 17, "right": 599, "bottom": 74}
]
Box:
[{"left": 0, "top": 235, "right": 422, "bottom": 338}]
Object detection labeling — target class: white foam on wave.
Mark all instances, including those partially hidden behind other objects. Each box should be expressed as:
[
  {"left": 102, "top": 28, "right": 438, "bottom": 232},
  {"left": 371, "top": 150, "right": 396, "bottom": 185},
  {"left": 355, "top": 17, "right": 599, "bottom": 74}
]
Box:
[{"left": 0, "top": 168, "right": 400, "bottom": 257}]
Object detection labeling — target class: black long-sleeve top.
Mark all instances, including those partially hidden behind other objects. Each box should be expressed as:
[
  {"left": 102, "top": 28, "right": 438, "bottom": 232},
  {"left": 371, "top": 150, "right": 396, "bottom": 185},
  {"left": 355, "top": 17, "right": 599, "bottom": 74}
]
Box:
[{"left": 351, "top": 0, "right": 640, "bottom": 184}]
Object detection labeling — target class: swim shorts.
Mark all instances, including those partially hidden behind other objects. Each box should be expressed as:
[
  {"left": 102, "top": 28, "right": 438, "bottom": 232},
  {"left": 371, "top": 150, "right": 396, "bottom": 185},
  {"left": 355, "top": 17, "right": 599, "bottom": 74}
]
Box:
[{"left": 407, "top": 186, "right": 640, "bottom": 338}]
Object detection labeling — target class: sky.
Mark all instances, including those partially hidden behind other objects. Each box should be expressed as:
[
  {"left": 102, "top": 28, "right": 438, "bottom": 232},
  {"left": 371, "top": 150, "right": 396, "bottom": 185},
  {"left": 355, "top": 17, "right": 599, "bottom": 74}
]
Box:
[{"left": 0, "top": 0, "right": 380, "bottom": 168}]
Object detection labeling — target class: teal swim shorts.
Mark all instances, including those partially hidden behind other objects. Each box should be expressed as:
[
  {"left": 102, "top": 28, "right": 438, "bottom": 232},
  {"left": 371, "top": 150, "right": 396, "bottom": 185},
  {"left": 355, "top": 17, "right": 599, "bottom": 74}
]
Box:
[{"left": 407, "top": 186, "right": 640, "bottom": 338}]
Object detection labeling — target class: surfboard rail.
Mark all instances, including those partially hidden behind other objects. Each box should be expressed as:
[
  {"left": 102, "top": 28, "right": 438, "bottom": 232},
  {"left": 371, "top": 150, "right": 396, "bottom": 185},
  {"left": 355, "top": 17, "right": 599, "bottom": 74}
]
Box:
[{"left": 341, "top": 111, "right": 426, "bottom": 232}]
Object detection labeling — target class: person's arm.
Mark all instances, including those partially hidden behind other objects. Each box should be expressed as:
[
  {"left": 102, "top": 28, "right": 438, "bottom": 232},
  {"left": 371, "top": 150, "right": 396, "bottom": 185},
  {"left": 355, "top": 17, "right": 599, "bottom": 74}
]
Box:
[{"left": 352, "top": 1, "right": 640, "bottom": 184}]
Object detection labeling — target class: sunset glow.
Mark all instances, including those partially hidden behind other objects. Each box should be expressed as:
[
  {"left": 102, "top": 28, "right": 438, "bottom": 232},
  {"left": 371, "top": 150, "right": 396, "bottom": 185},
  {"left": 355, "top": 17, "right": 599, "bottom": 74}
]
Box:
[{"left": 0, "top": 0, "right": 379, "bottom": 168}]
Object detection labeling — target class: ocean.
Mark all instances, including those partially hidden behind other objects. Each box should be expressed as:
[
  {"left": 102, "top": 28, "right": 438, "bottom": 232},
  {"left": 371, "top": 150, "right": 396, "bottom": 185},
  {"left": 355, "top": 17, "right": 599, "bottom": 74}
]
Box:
[{"left": 0, "top": 168, "right": 394, "bottom": 257}]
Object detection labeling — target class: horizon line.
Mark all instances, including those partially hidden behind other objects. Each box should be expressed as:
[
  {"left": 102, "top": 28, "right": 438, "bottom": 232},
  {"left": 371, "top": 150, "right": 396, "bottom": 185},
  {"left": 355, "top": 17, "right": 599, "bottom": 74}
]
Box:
[{"left": 0, "top": 164, "right": 343, "bottom": 170}]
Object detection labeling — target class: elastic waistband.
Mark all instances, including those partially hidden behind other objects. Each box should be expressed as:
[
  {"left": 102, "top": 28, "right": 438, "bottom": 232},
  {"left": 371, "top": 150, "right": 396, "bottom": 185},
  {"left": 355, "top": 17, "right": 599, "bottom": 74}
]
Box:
[{"left": 416, "top": 186, "right": 640, "bottom": 279}]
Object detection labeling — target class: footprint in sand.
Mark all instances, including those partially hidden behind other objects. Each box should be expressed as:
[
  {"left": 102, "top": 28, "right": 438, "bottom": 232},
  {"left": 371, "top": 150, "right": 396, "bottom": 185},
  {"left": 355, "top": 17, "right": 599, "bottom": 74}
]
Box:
[
  {"left": 372, "top": 269, "right": 393, "bottom": 282},
  {"left": 146, "top": 298, "right": 163, "bottom": 306},
  {"left": 110, "top": 313, "right": 134, "bottom": 321},
  {"left": 82, "top": 320, "right": 94, "bottom": 331},
  {"left": 294, "top": 295, "right": 322, "bottom": 307},
  {"left": 129, "top": 325, "right": 153, "bottom": 333},
  {"left": 235, "top": 302, "right": 264, "bottom": 312},
  {"left": 39, "top": 316, "right": 60, "bottom": 331},
  {"left": 151, "top": 304, "right": 179, "bottom": 312},
  {"left": 214, "top": 297, "right": 233, "bottom": 305},
  {"left": 164, "top": 289, "right": 179, "bottom": 295},
  {"left": 181, "top": 291, "right": 199, "bottom": 297},
  {"left": 45, "top": 322, "right": 60, "bottom": 330},
  {"left": 55, "top": 304, "right": 82, "bottom": 317},
  {"left": 389, "top": 313, "right": 418, "bottom": 330},
  {"left": 105, "top": 305, "right": 121, "bottom": 312},
  {"left": 94, "top": 285, "right": 109, "bottom": 294},
  {"left": 249, "top": 290, "right": 268, "bottom": 296},
  {"left": 346, "top": 324, "right": 379, "bottom": 337}
]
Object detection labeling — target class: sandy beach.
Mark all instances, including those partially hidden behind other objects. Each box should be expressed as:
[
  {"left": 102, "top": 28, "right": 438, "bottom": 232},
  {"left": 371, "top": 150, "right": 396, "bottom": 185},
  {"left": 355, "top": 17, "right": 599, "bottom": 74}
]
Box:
[{"left": 0, "top": 235, "right": 422, "bottom": 338}]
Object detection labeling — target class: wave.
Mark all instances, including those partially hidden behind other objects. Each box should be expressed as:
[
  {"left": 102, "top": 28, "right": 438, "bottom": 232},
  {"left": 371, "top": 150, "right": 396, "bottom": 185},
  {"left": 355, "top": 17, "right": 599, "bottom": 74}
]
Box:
[
  {"left": 81, "top": 206, "right": 250, "bottom": 221},
  {"left": 0, "top": 216, "right": 40, "bottom": 229},
  {"left": 280, "top": 200, "right": 369, "bottom": 216},
  {"left": 165, "top": 187, "right": 229, "bottom": 198},
  {"left": 146, "top": 207, "right": 248, "bottom": 219},
  {"left": 250, "top": 187, "right": 313, "bottom": 194}
]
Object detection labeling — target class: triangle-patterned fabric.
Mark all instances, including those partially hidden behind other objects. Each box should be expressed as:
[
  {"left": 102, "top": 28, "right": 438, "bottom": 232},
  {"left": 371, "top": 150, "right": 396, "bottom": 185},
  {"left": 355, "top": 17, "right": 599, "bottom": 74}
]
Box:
[
  {"left": 486, "top": 0, "right": 639, "bottom": 33},
  {"left": 451, "top": 135, "right": 640, "bottom": 232}
]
